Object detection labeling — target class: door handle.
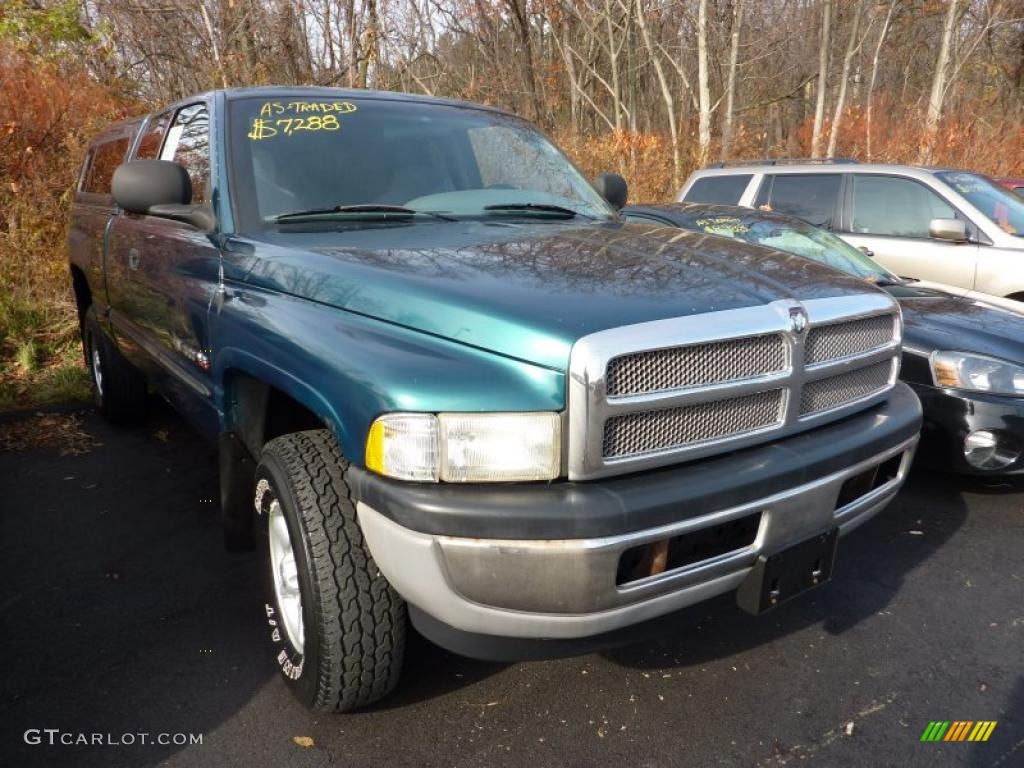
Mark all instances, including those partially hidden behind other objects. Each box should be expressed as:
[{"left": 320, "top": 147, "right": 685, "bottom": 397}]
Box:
[{"left": 128, "top": 248, "right": 140, "bottom": 270}]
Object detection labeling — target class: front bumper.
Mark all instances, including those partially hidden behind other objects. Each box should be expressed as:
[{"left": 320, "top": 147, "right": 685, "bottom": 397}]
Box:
[
  {"left": 911, "top": 383, "right": 1024, "bottom": 475},
  {"left": 353, "top": 384, "right": 922, "bottom": 646}
]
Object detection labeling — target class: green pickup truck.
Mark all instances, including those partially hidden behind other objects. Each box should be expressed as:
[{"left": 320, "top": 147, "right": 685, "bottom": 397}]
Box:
[{"left": 68, "top": 87, "right": 922, "bottom": 711}]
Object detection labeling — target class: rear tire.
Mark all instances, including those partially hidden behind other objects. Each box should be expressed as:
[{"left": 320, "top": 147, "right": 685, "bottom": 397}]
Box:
[
  {"left": 255, "top": 429, "right": 406, "bottom": 712},
  {"left": 84, "top": 307, "right": 147, "bottom": 424}
]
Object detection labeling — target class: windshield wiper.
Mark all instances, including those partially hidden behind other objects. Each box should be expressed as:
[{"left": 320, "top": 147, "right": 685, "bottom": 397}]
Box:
[
  {"left": 483, "top": 203, "right": 590, "bottom": 219},
  {"left": 274, "top": 204, "right": 456, "bottom": 223},
  {"left": 870, "top": 278, "right": 906, "bottom": 287}
]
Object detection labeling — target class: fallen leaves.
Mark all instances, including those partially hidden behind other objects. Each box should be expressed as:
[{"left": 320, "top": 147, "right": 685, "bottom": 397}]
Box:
[
  {"left": 0, "top": 411, "right": 97, "bottom": 455},
  {"left": 292, "top": 736, "right": 315, "bottom": 748}
]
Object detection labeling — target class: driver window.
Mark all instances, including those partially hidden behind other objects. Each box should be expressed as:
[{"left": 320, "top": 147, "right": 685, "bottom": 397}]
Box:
[
  {"left": 161, "top": 104, "right": 210, "bottom": 204},
  {"left": 851, "top": 176, "right": 955, "bottom": 238}
]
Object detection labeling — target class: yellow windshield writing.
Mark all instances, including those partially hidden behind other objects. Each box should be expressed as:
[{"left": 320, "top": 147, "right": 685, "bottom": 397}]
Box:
[{"left": 248, "top": 101, "right": 357, "bottom": 140}]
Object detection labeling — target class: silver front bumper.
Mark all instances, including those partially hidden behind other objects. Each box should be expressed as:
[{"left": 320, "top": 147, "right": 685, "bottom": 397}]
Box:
[{"left": 358, "top": 436, "right": 917, "bottom": 640}]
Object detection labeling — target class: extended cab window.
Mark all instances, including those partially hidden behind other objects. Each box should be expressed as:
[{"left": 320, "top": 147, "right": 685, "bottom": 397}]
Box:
[
  {"left": 683, "top": 175, "right": 751, "bottom": 204},
  {"left": 754, "top": 174, "right": 840, "bottom": 228},
  {"left": 81, "top": 137, "right": 129, "bottom": 196},
  {"left": 851, "top": 175, "right": 956, "bottom": 238},
  {"left": 161, "top": 104, "right": 210, "bottom": 204}
]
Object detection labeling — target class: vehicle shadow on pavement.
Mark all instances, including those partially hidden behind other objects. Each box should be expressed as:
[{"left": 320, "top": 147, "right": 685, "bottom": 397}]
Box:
[
  {"left": 601, "top": 465, "right": 971, "bottom": 672},
  {"left": 968, "top": 674, "right": 1024, "bottom": 768},
  {"left": 0, "top": 402, "right": 507, "bottom": 768}
]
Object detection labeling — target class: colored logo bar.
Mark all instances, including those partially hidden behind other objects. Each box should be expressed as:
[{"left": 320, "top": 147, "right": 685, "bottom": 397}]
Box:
[{"left": 920, "top": 721, "right": 997, "bottom": 742}]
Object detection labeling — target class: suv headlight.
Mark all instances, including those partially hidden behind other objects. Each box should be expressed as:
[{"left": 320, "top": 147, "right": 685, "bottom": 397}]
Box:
[
  {"left": 365, "top": 412, "right": 561, "bottom": 482},
  {"left": 930, "top": 351, "right": 1024, "bottom": 396}
]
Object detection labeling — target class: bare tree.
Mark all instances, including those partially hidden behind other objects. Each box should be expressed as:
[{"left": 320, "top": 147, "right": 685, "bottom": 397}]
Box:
[
  {"left": 697, "top": 0, "right": 712, "bottom": 164},
  {"left": 721, "top": 0, "right": 744, "bottom": 160},
  {"left": 919, "top": 0, "right": 966, "bottom": 163},
  {"left": 826, "top": 0, "right": 866, "bottom": 158},
  {"left": 866, "top": 0, "right": 898, "bottom": 160},
  {"left": 810, "top": 0, "right": 832, "bottom": 158}
]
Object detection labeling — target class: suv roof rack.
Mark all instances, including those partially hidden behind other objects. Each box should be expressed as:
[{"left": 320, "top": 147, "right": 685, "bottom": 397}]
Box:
[{"left": 704, "top": 157, "right": 860, "bottom": 169}]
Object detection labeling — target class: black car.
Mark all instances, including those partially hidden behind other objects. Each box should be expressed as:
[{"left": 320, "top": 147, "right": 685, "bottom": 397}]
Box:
[{"left": 625, "top": 203, "right": 1024, "bottom": 475}]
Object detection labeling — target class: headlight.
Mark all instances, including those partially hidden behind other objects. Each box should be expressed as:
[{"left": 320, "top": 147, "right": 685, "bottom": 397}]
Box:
[
  {"left": 930, "top": 351, "right": 1024, "bottom": 396},
  {"left": 365, "top": 412, "right": 561, "bottom": 482}
]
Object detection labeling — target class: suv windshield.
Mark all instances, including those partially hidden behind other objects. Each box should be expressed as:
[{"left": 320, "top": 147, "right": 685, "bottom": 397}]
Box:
[
  {"left": 936, "top": 171, "right": 1024, "bottom": 237},
  {"left": 687, "top": 213, "right": 899, "bottom": 283},
  {"left": 228, "top": 96, "right": 613, "bottom": 229}
]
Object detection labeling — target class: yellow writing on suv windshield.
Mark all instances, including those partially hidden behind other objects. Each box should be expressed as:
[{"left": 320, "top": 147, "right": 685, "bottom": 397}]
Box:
[{"left": 248, "top": 101, "right": 357, "bottom": 140}]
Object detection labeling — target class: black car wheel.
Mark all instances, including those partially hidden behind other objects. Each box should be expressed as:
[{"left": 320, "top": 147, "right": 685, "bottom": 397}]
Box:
[
  {"left": 255, "top": 429, "right": 406, "bottom": 712},
  {"left": 84, "top": 307, "right": 147, "bottom": 424}
]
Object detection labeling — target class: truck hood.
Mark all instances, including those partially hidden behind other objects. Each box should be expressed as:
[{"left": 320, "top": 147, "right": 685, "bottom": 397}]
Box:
[
  {"left": 885, "top": 282, "right": 1024, "bottom": 362},
  {"left": 234, "top": 220, "right": 881, "bottom": 370}
]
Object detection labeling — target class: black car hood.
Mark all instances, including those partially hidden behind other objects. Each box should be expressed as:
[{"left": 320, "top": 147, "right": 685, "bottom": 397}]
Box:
[
  {"left": 889, "top": 282, "right": 1024, "bottom": 361},
  {"left": 235, "top": 220, "right": 884, "bottom": 369}
]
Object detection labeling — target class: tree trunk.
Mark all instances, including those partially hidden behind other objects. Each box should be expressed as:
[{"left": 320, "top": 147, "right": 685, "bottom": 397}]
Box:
[
  {"left": 826, "top": 0, "right": 864, "bottom": 158},
  {"left": 635, "top": 0, "right": 681, "bottom": 184},
  {"left": 866, "top": 0, "right": 897, "bottom": 160},
  {"left": 697, "top": 0, "right": 712, "bottom": 164},
  {"left": 506, "top": 0, "right": 543, "bottom": 124},
  {"left": 605, "top": 0, "right": 623, "bottom": 131},
  {"left": 919, "top": 0, "right": 963, "bottom": 164},
  {"left": 721, "top": 0, "right": 744, "bottom": 159},
  {"left": 810, "top": 0, "right": 832, "bottom": 158}
]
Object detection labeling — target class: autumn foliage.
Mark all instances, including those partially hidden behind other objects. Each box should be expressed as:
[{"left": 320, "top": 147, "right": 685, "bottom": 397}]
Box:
[
  {"left": 0, "top": 49, "right": 137, "bottom": 407},
  {"left": 2, "top": 0, "right": 1024, "bottom": 410}
]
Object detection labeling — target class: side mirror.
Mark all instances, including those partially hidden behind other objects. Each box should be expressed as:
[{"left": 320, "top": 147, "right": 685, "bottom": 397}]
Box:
[
  {"left": 112, "top": 160, "right": 214, "bottom": 230},
  {"left": 928, "top": 217, "right": 967, "bottom": 243},
  {"left": 594, "top": 172, "right": 628, "bottom": 210}
]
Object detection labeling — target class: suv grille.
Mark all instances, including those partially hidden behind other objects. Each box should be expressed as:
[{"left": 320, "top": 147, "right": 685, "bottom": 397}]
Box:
[
  {"left": 606, "top": 335, "right": 786, "bottom": 397},
  {"left": 567, "top": 296, "right": 902, "bottom": 480}
]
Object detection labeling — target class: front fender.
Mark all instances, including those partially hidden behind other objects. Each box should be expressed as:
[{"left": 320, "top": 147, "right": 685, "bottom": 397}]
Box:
[{"left": 211, "top": 285, "right": 566, "bottom": 467}]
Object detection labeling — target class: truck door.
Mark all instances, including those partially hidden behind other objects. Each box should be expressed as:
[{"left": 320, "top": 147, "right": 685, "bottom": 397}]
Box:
[
  {"left": 105, "top": 102, "right": 220, "bottom": 438},
  {"left": 838, "top": 174, "right": 979, "bottom": 289}
]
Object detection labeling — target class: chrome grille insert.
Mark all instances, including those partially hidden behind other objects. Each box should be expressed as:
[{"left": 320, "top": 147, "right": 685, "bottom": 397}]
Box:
[
  {"left": 606, "top": 335, "right": 786, "bottom": 397},
  {"left": 800, "top": 360, "right": 893, "bottom": 415},
  {"left": 603, "top": 390, "right": 784, "bottom": 458},
  {"left": 567, "top": 294, "right": 902, "bottom": 480},
  {"left": 805, "top": 314, "right": 895, "bottom": 365}
]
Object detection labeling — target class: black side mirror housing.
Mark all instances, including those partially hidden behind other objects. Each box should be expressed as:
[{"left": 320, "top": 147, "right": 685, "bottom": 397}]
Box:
[
  {"left": 594, "top": 172, "right": 628, "bottom": 210},
  {"left": 112, "top": 159, "right": 214, "bottom": 231}
]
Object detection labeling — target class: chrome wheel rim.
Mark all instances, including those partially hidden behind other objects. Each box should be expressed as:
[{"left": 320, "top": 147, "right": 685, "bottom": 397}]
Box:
[
  {"left": 91, "top": 345, "right": 103, "bottom": 397},
  {"left": 268, "top": 499, "right": 304, "bottom": 653}
]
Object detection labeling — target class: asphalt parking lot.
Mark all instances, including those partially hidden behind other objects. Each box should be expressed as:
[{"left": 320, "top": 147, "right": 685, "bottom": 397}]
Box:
[{"left": 1, "top": 404, "right": 1022, "bottom": 768}]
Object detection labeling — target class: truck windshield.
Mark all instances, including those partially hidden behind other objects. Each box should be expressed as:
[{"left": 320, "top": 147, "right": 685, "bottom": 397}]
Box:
[
  {"left": 688, "top": 214, "right": 901, "bottom": 284},
  {"left": 935, "top": 171, "right": 1024, "bottom": 237},
  {"left": 227, "top": 96, "right": 614, "bottom": 229}
]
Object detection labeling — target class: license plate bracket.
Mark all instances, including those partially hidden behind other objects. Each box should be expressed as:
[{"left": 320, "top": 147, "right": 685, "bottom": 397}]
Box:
[{"left": 736, "top": 528, "right": 838, "bottom": 615}]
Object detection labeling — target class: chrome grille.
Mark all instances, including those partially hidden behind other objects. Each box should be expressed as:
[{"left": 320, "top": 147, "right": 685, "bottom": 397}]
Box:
[
  {"left": 800, "top": 360, "right": 893, "bottom": 415},
  {"left": 805, "top": 314, "right": 895, "bottom": 365},
  {"left": 568, "top": 295, "right": 903, "bottom": 480},
  {"left": 606, "top": 335, "right": 786, "bottom": 397},
  {"left": 603, "top": 390, "right": 784, "bottom": 458}
]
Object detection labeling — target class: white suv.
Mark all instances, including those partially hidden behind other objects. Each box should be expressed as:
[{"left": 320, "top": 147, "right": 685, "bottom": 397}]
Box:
[{"left": 678, "top": 161, "right": 1024, "bottom": 302}]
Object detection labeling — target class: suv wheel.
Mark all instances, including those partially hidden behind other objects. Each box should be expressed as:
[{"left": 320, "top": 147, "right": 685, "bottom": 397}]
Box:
[
  {"left": 255, "top": 429, "right": 406, "bottom": 711},
  {"left": 84, "top": 307, "right": 147, "bottom": 423}
]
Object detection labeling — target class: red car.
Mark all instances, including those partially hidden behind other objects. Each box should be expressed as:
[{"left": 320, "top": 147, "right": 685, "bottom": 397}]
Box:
[{"left": 996, "top": 177, "right": 1024, "bottom": 198}]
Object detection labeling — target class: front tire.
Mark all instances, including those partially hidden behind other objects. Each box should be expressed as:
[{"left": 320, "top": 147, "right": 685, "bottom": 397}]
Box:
[
  {"left": 255, "top": 429, "right": 406, "bottom": 712},
  {"left": 83, "top": 307, "right": 147, "bottom": 424}
]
